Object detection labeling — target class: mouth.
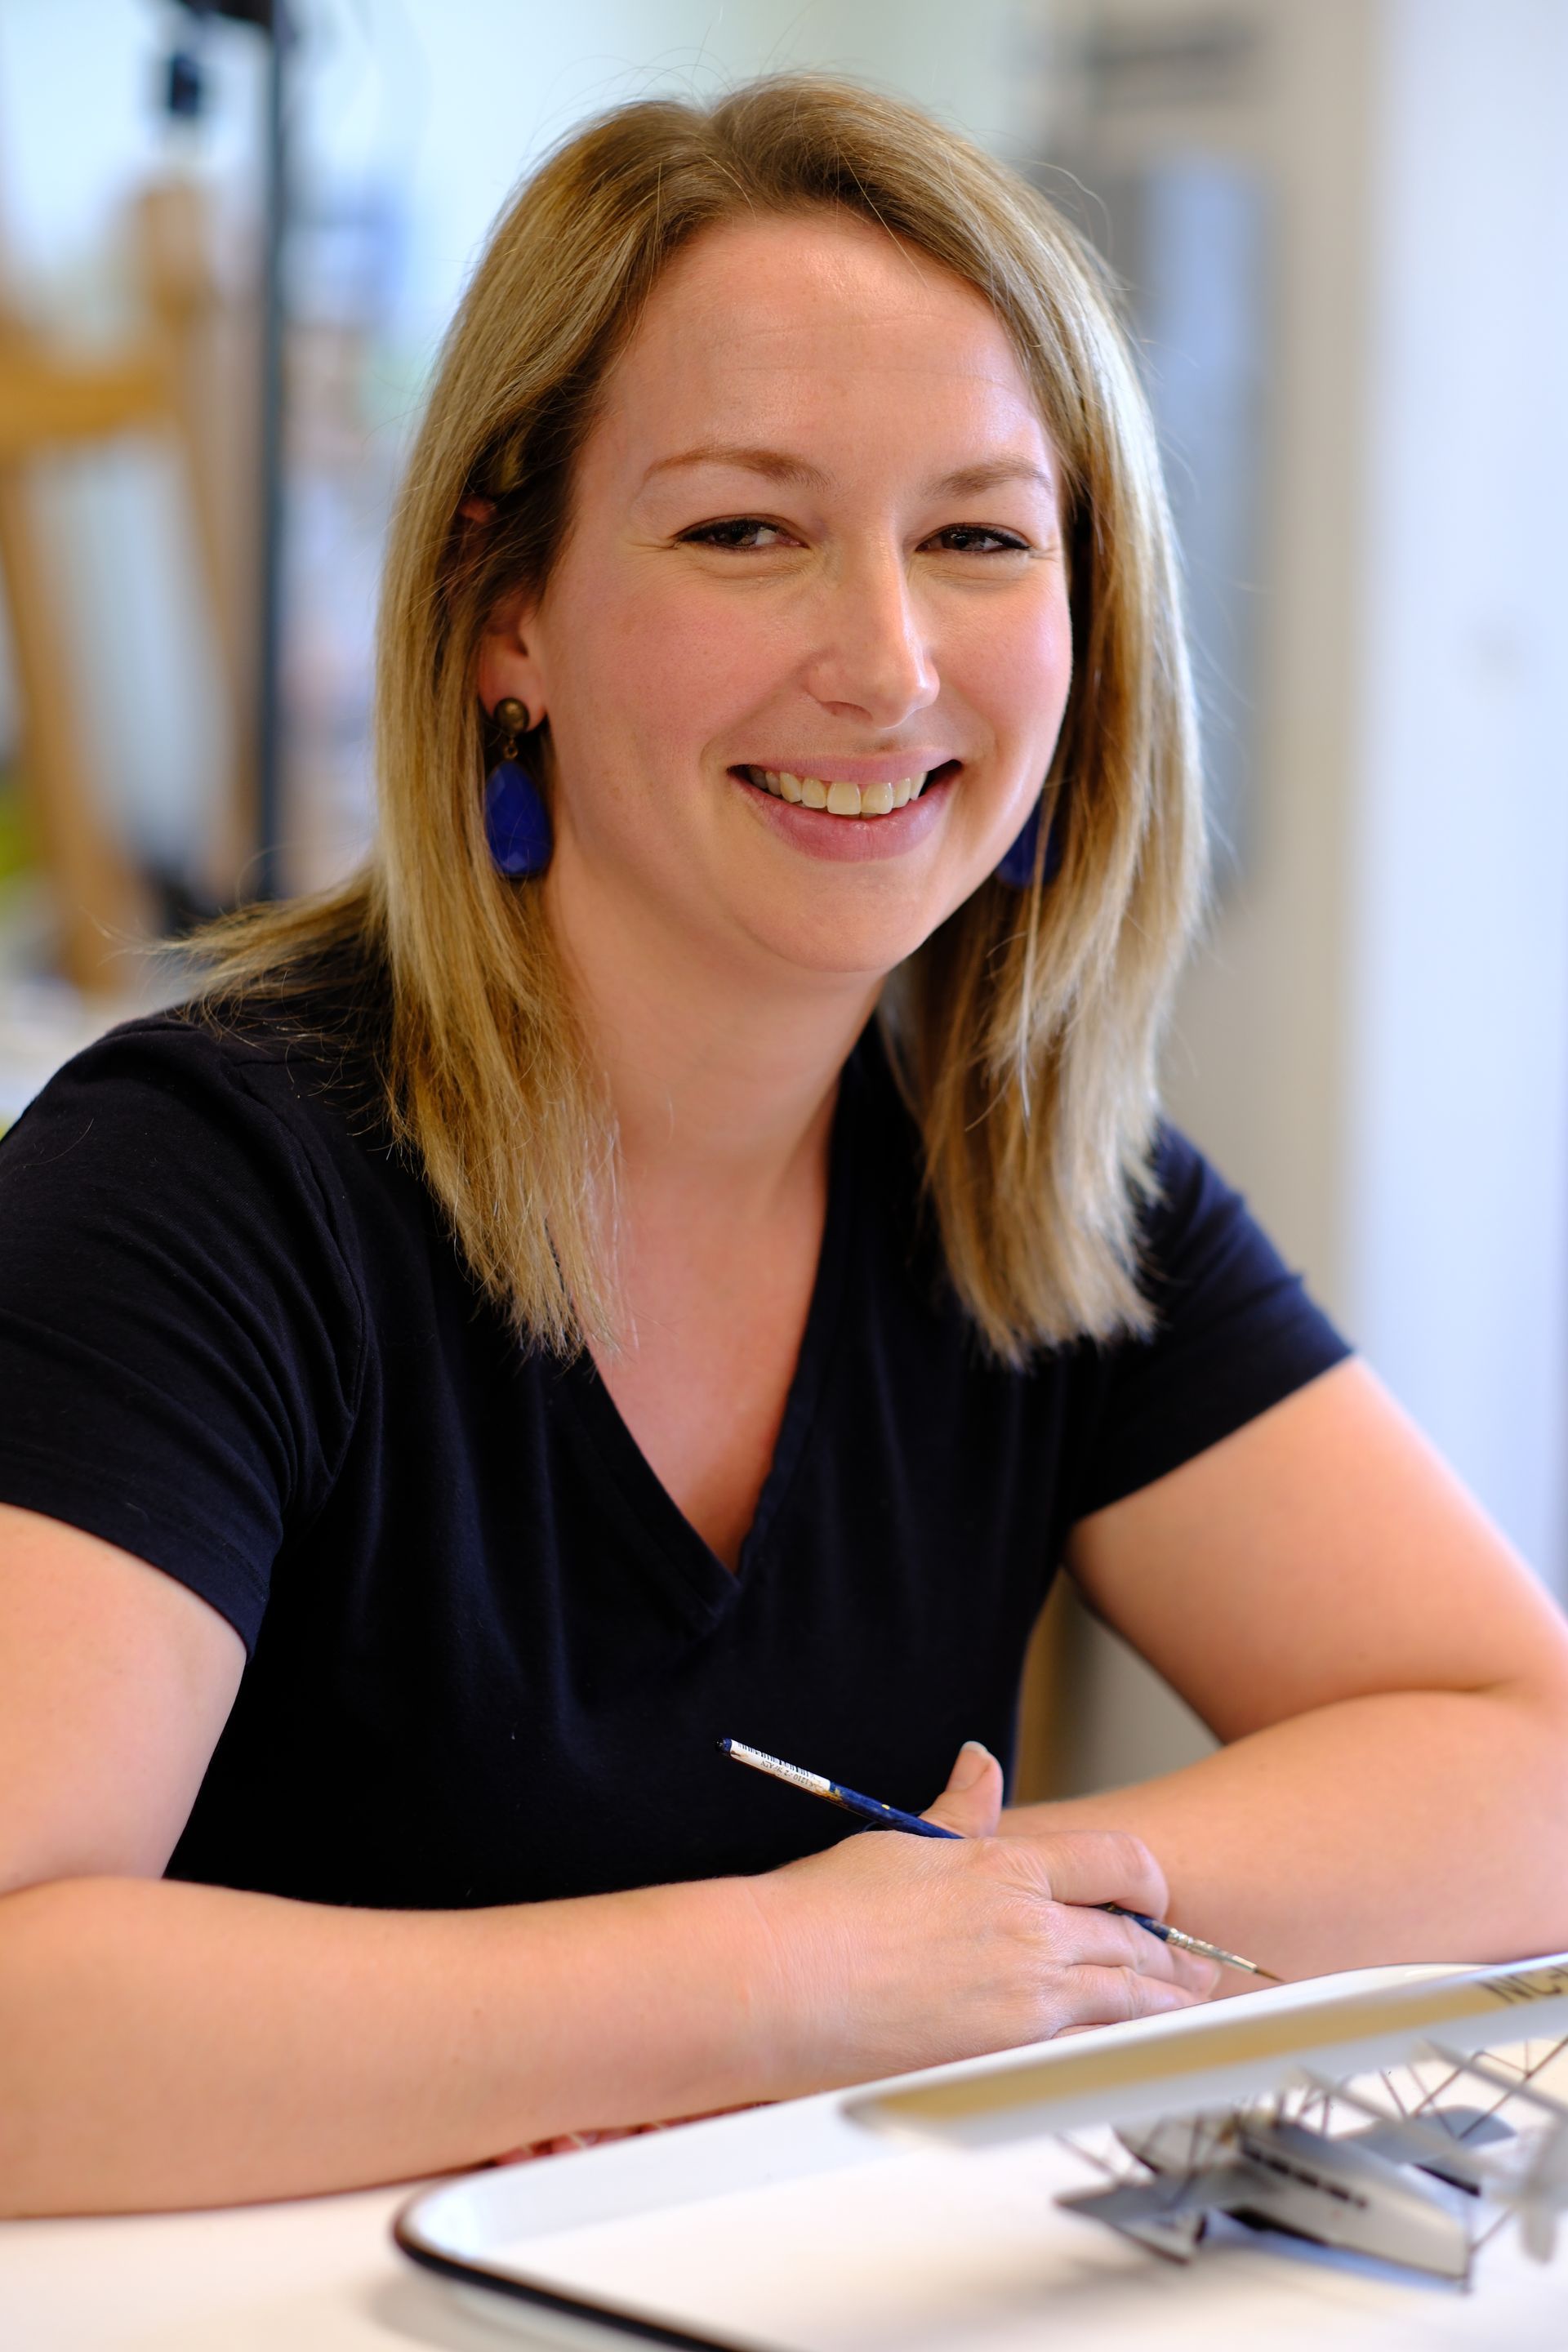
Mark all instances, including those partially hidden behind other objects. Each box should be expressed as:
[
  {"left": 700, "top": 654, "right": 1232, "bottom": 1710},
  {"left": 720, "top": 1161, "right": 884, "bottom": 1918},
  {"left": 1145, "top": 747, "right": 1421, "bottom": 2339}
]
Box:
[{"left": 735, "top": 761, "right": 960, "bottom": 818}]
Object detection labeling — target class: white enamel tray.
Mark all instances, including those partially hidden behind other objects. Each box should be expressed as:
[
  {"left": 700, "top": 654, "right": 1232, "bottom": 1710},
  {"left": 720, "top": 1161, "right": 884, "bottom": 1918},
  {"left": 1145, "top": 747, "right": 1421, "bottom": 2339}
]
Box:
[{"left": 393, "top": 1967, "right": 1568, "bottom": 2352}]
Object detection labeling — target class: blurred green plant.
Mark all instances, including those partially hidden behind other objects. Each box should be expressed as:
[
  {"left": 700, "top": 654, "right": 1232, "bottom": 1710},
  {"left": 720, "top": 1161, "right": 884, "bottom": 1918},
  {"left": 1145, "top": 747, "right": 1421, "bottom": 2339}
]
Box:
[{"left": 0, "top": 766, "right": 35, "bottom": 886}]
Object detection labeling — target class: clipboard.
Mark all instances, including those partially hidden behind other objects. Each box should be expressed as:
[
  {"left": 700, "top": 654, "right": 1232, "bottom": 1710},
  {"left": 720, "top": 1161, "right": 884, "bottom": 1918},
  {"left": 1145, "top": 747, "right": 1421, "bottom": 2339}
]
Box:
[{"left": 393, "top": 1963, "right": 1568, "bottom": 2350}]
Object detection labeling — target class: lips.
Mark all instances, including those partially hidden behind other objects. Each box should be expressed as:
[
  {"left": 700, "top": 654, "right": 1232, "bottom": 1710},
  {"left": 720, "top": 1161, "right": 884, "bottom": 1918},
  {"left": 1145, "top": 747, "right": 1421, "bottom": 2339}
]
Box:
[
  {"left": 735, "top": 761, "right": 958, "bottom": 820},
  {"left": 731, "top": 760, "right": 957, "bottom": 863}
]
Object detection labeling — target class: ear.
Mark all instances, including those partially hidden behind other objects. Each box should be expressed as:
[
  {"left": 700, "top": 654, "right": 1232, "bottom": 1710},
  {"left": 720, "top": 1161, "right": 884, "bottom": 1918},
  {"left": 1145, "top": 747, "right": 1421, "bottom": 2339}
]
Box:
[{"left": 475, "top": 588, "right": 548, "bottom": 728}]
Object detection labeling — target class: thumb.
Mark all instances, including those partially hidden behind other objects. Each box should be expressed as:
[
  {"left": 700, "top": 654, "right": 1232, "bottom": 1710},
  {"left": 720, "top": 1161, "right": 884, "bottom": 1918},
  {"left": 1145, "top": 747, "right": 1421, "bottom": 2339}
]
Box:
[{"left": 923, "top": 1740, "right": 1003, "bottom": 1838}]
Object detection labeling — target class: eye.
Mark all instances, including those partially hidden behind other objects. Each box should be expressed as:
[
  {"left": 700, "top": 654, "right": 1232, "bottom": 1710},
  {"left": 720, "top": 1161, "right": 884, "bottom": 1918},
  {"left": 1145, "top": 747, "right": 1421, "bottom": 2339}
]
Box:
[
  {"left": 925, "top": 524, "right": 1033, "bottom": 555},
  {"left": 676, "top": 518, "right": 800, "bottom": 550}
]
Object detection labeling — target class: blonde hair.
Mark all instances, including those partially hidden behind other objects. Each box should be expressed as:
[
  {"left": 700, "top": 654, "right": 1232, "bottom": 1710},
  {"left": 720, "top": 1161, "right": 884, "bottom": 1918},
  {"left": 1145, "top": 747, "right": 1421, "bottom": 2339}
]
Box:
[{"left": 192, "top": 74, "right": 1204, "bottom": 1364}]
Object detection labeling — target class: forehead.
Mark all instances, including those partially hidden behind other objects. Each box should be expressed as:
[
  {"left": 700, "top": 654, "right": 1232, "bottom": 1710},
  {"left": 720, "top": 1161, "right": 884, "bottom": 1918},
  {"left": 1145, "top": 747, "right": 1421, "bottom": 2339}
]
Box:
[{"left": 590, "top": 211, "right": 1052, "bottom": 488}]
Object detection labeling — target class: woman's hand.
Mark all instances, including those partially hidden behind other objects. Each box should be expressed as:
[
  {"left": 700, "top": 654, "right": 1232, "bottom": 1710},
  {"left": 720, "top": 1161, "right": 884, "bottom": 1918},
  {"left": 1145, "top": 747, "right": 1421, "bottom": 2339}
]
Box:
[{"left": 749, "top": 1740, "right": 1218, "bottom": 2093}]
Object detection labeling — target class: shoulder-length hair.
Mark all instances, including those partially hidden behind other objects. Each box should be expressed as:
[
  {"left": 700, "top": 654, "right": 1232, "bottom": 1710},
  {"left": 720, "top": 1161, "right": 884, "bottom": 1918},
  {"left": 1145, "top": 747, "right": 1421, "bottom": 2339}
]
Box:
[{"left": 193, "top": 73, "right": 1204, "bottom": 1365}]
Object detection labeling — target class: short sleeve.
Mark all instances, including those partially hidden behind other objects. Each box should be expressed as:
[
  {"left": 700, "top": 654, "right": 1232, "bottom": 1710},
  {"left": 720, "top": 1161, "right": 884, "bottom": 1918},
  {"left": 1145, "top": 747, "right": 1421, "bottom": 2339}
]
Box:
[
  {"left": 0, "top": 1020, "right": 364, "bottom": 1651},
  {"left": 1071, "top": 1126, "right": 1352, "bottom": 1519}
]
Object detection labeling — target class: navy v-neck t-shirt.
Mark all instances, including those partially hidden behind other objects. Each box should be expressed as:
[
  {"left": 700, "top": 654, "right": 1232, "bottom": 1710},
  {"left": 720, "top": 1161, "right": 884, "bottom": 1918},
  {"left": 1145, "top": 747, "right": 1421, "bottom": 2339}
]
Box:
[{"left": 0, "top": 995, "right": 1348, "bottom": 1910}]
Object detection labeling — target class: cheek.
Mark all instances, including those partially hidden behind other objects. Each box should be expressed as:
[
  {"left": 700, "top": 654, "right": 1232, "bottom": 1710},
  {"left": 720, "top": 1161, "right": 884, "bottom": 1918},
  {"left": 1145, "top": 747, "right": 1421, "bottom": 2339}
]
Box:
[
  {"left": 955, "top": 591, "right": 1074, "bottom": 756},
  {"left": 551, "top": 559, "right": 791, "bottom": 768}
]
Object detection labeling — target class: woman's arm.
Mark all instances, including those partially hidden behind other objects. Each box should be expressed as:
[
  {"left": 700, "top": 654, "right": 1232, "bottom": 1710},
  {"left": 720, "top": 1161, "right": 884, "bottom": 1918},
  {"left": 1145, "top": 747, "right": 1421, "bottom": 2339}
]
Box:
[
  {"left": 0, "top": 1505, "right": 1211, "bottom": 2216},
  {"left": 1004, "top": 1359, "right": 1568, "bottom": 1978}
]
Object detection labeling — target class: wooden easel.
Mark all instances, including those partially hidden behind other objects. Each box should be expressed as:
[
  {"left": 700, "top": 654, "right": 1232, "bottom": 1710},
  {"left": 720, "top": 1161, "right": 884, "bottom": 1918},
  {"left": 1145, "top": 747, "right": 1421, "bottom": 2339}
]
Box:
[
  {"left": 0, "top": 323, "right": 158, "bottom": 989},
  {"left": 0, "top": 174, "right": 252, "bottom": 991}
]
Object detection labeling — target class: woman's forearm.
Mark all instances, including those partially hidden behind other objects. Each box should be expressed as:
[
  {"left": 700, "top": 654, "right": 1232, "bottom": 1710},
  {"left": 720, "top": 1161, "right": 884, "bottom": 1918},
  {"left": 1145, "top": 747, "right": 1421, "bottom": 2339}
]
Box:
[
  {"left": 0, "top": 1750, "right": 1232, "bottom": 2218},
  {"left": 0, "top": 1870, "right": 780, "bottom": 2216},
  {"left": 1003, "top": 1686, "right": 1568, "bottom": 1980}
]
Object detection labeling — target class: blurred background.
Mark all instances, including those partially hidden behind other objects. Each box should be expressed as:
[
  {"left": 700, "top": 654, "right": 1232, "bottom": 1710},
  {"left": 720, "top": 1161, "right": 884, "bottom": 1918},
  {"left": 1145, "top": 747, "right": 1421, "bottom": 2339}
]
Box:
[{"left": 1, "top": 0, "right": 1564, "bottom": 1792}]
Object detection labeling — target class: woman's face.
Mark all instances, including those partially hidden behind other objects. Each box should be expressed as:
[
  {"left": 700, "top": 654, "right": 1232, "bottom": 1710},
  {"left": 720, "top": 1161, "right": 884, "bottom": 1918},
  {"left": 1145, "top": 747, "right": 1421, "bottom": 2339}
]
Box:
[{"left": 480, "top": 210, "right": 1074, "bottom": 988}]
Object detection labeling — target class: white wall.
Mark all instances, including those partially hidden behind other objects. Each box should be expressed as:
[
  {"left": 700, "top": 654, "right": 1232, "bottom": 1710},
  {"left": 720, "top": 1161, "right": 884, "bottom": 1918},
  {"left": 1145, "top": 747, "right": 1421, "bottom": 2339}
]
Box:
[{"left": 1347, "top": 0, "right": 1568, "bottom": 1589}]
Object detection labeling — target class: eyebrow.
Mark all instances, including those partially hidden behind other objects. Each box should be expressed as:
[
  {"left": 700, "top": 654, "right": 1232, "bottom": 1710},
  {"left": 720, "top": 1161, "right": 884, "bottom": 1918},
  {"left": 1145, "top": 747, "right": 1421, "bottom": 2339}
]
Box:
[
  {"left": 933, "top": 458, "right": 1056, "bottom": 497},
  {"left": 638, "top": 443, "right": 1055, "bottom": 499},
  {"left": 639, "top": 443, "right": 828, "bottom": 492}
]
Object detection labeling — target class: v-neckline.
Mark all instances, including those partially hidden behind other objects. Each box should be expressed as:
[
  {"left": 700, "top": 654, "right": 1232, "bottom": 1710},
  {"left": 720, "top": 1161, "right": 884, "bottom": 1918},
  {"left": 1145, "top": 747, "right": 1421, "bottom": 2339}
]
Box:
[{"left": 559, "top": 1054, "right": 862, "bottom": 1612}]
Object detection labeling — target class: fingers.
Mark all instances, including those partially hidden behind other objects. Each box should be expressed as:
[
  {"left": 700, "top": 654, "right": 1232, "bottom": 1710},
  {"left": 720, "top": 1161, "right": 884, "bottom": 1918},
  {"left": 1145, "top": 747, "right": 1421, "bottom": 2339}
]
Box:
[
  {"left": 1006, "top": 1826, "right": 1173, "bottom": 1922},
  {"left": 1058, "top": 1904, "right": 1222, "bottom": 1997},
  {"left": 1054, "top": 1960, "right": 1213, "bottom": 2030},
  {"left": 922, "top": 1741, "right": 1003, "bottom": 1838}
]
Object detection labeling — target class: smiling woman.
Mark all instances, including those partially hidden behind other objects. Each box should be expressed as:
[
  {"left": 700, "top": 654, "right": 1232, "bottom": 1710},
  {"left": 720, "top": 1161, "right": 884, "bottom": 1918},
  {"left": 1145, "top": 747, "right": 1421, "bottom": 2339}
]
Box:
[
  {"left": 337, "top": 82, "right": 1200, "bottom": 1375},
  {"left": 2, "top": 75, "right": 1567, "bottom": 2220}
]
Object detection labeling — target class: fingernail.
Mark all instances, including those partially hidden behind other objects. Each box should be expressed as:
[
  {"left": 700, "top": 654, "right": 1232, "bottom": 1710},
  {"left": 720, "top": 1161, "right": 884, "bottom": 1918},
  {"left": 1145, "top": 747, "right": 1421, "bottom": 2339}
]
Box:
[{"left": 952, "top": 1740, "right": 994, "bottom": 1791}]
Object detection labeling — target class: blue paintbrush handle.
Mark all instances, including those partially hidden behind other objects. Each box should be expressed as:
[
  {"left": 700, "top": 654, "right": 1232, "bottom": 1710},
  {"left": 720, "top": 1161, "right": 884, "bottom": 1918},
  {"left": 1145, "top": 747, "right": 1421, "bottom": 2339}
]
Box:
[
  {"left": 826, "top": 1779, "right": 960, "bottom": 1838},
  {"left": 1101, "top": 1901, "right": 1172, "bottom": 1941}
]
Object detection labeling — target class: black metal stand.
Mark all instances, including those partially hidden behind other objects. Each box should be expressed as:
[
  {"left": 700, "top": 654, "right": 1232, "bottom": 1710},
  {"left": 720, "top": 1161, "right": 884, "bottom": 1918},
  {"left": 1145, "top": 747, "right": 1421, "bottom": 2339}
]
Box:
[
  {"left": 253, "top": 10, "right": 287, "bottom": 898},
  {"left": 167, "top": 0, "right": 289, "bottom": 901}
]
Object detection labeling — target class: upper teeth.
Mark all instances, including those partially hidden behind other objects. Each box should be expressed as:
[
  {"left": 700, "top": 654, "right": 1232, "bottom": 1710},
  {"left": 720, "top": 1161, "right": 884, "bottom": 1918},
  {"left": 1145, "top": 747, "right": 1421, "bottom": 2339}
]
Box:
[{"left": 749, "top": 768, "right": 929, "bottom": 816}]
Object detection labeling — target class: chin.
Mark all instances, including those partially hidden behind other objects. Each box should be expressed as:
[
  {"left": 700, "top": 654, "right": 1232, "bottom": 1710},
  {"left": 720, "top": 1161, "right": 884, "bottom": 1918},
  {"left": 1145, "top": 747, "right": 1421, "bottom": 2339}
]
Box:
[{"left": 735, "top": 889, "right": 959, "bottom": 982}]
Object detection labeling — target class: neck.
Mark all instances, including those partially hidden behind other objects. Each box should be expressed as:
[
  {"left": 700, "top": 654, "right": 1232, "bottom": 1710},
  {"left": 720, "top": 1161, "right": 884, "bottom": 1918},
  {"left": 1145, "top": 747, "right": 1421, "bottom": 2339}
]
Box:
[{"left": 543, "top": 856, "right": 880, "bottom": 1212}]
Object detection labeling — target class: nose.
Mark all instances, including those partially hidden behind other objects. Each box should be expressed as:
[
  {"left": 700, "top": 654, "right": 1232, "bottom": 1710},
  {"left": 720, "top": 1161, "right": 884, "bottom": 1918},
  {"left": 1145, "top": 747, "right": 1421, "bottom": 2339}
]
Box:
[{"left": 800, "top": 543, "right": 939, "bottom": 728}]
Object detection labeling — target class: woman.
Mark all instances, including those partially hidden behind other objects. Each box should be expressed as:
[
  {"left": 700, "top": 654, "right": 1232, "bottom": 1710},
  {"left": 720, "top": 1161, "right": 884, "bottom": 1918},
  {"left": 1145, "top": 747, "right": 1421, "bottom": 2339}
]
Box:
[{"left": 2, "top": 77, "right": 1566, "bottom": 2217}]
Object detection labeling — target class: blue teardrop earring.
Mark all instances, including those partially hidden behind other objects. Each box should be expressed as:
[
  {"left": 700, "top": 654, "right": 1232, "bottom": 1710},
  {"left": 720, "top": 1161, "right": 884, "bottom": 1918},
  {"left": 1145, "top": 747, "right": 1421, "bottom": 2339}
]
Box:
[
  {"left": 483, "top": 697, "right": 552, "bottom": 877},
  {"left": 995, "top": 791, "right": 1064, "bottom": 889}
]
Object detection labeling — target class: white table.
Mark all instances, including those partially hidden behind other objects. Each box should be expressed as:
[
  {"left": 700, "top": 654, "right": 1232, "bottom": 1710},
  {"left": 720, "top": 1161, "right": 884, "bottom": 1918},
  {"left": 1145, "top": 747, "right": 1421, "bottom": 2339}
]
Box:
[
  {"left": 1, "top": 2180, "right": 508, "bottom": 2352},
  {"left": 8, "top": 2128, "right": 1568, "bottom": 2352}
]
